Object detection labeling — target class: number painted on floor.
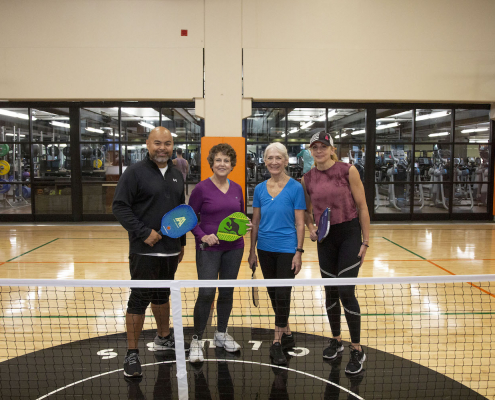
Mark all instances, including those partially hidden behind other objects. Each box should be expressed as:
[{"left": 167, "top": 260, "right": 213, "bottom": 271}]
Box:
[
  {"left": 287, "top": 347, "right": 309, "bottom": 357},
  {"left": 248, "top": 340, "right": 262, "bottom": 351},
  {"left": 97, "top": 349, "right": 118, "bottom": 359}
]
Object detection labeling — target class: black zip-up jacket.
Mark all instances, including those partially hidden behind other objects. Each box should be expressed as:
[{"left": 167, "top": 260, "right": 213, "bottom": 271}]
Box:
[{"left": 112, "top": 156, "right": 186, "bottom": 255}]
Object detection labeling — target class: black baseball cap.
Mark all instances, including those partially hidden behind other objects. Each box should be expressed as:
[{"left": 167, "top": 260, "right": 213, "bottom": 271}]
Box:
[{"left": 309, "top": 132, "right": 334, "bottom": 147}]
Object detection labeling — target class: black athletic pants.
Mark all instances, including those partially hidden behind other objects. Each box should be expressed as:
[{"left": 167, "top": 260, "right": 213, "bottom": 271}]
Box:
[
  {"left": 257, "top": 249, "right": 295, "bottom": 328},
  {"left": 317, "top": 218, "right": 362, "bottom": 344}
]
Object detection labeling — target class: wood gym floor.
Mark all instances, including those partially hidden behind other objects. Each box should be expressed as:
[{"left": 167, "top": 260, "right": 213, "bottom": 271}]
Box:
[{"left": 0, "top": 223, "right": 494, "bottom": 399}]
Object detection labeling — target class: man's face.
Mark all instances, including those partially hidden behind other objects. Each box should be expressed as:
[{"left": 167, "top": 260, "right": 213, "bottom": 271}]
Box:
[{"left": 146, "top": 129, "right": 173, "bottom": 164}]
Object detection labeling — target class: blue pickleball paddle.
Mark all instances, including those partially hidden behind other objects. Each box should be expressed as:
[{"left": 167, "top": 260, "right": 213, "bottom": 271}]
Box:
[
  {"left": 160, "top": 204, "right": 198, "bottom": 238},
  {"left": 315, "top": 207, "right": 331, "bottom": 243}
]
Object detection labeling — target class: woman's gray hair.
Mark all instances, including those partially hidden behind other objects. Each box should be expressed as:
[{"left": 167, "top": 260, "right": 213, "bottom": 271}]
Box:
[{"left": 263, "top": 142, "right": 289, "bottom": 162}]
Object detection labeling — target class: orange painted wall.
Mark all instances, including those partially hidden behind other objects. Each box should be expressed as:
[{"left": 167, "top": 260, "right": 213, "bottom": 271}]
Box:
[{"left": 200, "top": 137, "right": 246, "bottom": 209}]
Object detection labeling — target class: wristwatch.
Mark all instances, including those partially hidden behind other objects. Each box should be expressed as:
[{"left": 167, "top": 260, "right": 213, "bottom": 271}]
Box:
[{"left": 296, "top": 248, "right": 304, "bottom": 253}]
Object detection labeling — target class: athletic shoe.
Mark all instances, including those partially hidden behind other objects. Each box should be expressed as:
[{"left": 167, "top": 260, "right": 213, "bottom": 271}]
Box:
[
  {"left": 214, "top": 329, "right": 241, "bottom": 352},
  {"left": 281, "top": 333, "right": 295, "bottom": 349},
  {"left": 123, "top": 352, "right": 142, "bottom": 377},
  {"left": 345, "top": 345, "right": 366, "bottom": 374},
  {"left": 269, "top": 342, "right": 287, "bottom": 365},
  {"left": 154, "top": 329, "right": 190, "bottom": 352},
  {"left": 323, "top": 338, "right": 344, "bottom": 360},
  {"left": 189, "top": 336, "right": 204, "bottom": 363}
]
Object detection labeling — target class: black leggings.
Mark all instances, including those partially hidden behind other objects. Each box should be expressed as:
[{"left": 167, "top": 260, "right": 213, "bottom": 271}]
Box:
[
  {"left": 193, "top": 248, "right": 244, "bottom": 338},
  {"left": 317, "top": 218, "right": 362, "bottom": 343},
  {"left": 257, "top": 249, "right": 295, "bottom": 328}
]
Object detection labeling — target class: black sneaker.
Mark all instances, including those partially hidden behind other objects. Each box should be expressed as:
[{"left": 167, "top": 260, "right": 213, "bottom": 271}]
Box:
[
  {"left": 281, "top": 333, "right": 295, "bottom": 349},
  {"left": 154, "top": 329, "right": 190, "bottom": 353},
  {"left": 345, "top": 345, "right": 366, "bottom": 374},
  {"left": 123, "top": 352, "right": 142, "bottom": 378},
  {"left": 270, "top": 342, "right": 287, "bottom": 365},
  {"left": 323, "top": 338, "right": 344, "bottom": 360}
]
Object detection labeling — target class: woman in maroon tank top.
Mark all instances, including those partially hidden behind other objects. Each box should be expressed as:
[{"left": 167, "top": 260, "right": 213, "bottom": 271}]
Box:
[{"left": 301, "top": 131, "right": 371, "bottom": 375}]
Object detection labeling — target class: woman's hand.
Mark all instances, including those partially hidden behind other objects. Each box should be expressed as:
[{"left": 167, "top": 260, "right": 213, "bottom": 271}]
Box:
[
  {"left": 201, "top": 234, "right": 219, "bottom": 247},
  {"left": 246, "top": 218, "right": 253, "bottom": 233},
  {"left": 358, "top": 244, "right": 368, "bottom": 265},
  {"left": 291, "top": 252, "right": 302, "bottom": 275},
  {"left": 309, "top": 226, "right": 318, "bottom": 242},
  {"left": 248, "top": 250, "right": 258, "bottom": 271}
]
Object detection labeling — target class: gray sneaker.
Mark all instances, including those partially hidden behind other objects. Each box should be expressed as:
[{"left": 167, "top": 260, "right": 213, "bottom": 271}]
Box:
[
  {"left": 189, "top": 336, "right": 204, "bottom": 363},
  {"left": 214, "top": 329, "right": 241, "bottom": 352},
  {"left": 154, "top": 329, "right": 190, "bottom": 352}
]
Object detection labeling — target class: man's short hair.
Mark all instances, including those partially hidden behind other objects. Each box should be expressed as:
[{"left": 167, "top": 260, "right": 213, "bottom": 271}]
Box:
[{"left": 176, "top": 148, "right": 183, "bottom": 155}]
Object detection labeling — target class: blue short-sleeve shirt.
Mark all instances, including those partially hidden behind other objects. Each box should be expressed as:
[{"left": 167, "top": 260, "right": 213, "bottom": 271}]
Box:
[{"left": 253, "top": 178, "right": 306, "bottom": 253}]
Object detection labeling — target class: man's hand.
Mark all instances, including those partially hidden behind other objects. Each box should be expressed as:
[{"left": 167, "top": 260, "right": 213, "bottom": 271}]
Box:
[
  {"left": 144, "top": 229, "right": 162, "bottom": 247},
  {"left": 178, "top": 246, "right": 185, "bottom": 263}
]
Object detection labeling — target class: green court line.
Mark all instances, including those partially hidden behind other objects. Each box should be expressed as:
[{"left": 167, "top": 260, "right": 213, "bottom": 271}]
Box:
[
  {"left": 6, "top": 238, "right": 59, "bottom": 262},
  {"left": 1, "top": 311, "right": 494, "bottom": 319},
  {"left": 382, "top": 237, "right": 426, "bottom": 260}
]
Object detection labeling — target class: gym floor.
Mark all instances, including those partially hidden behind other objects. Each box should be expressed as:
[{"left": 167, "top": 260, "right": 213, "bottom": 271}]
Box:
[{"left": 0, "top": 223, "right": 494, "bottom": 399}]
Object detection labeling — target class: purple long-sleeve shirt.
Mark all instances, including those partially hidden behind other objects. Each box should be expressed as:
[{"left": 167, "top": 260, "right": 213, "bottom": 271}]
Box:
[{"left": 188, "top": 178, "right": 245, "bottom": 251}]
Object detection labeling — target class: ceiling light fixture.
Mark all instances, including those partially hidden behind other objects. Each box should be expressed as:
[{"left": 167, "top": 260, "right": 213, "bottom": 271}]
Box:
[
  {"left": 0, "top": 109, "right": 36, "bottom": 120},
  {"left": 416, "top": 111, "right": 449, "bottom": 121},
  {"left": 351, "top": 129, "right": 365, "bottom": 135},
  {"left": 50, "top": 121, "right": 70, "bottom": 129},
  {"left": 376, "top": 122, "right": 399, "bottom": 130},
  {"left": 461, "top": 128, "right": 489, "bottom": 133},
  {"left": 139, "top": 121, "right": 155, "bottom": 130},
  {"left": 86, "top": 127, "right": 105, "bottom": 134},
  {"left": 428, "top": 132, "right": 450, "bottom": 137}
]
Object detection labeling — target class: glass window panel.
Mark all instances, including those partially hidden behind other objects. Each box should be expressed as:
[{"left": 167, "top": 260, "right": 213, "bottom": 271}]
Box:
[
  {"left": 246, "top": 183, "right": 256, "bottom": 214},
  {"left": 376, "top": 109, "right": 412, "bottom": 142},
  {"left": 455, "top": 109, "right": 490, "bottom": 143},
  {"left": 34, "top": 143, "right": 71, "bottom": 181},
  {"left": 186, "top": 143, "right": 201, "bottom": 182},
  {"left": 81, "top": 143, "right": 110, "bottom": 182},
  {"left": 415, "top": 109, "right": 452, "bottom": 143},
  {"left": 33, "top": 184, "right": 72, "bottom": 214},
  {"left": 419, "top": 183, "right": 449, "bottom": 213},
  {"left": 287, "top": 143, "right": 306, "bottom": 180},
  {"left": 246, "top": 144, "right": 270, "bottom": 182},
  {"left": 415, "top": 144, "right": 452, "bottom": 181},
  {"left": 80, "top": 108, "right": 119, "bottom": 141},
  {"left": 374, "top": 144, "right": 412, "bottom": 183},
  {"left": 246, "top": 108, "right": 286, "bottom": 142},
  {"left": 121, "top": 107, "right": 161, "bottom": 142},
  {"left": 453, "top": 144, "right": 490, "bottom": 182},
  {"left": 161, "top": 108, "right": 202, "bottom": 142},
  {"left": 286, "top": 107, "right": 326, "bottom": 144},
  {"left": 32, "top": 108, "right": 70, "bottom": 143},
  {"left": 0, "top": 108, "right": 30, "bottom": 142},
  {"left": 121, "top": 143, "right": 148, "bottom": 169},
  {"left": 82, "top": 183, "right": 115, "bottom": 214},
  {"left": 0, "top": 179, "right": 32, "bottom": 214},
  {"left": 374, "top": 183, "right": 412, "bottom": 214},
  {"left": 329, "top": 109, "right": 366, "bottom": 144}
]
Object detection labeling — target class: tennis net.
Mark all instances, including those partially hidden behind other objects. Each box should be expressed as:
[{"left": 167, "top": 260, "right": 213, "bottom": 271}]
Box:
[{"left": 0, "top": 275, "right": 494, "bottom": 400}]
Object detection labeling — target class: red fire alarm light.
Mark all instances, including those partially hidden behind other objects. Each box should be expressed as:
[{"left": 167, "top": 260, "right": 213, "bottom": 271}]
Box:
[{"left": 181, "top": 30, "right": 188, "bottom": 36}]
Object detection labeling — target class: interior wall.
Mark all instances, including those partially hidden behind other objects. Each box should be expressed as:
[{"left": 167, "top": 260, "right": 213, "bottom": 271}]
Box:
[
  {"left": 242, "top": 0, "right": 495, "bottom": 102},
  {"left": 0, "top": 0, "right": 205, "bottom": 100}
]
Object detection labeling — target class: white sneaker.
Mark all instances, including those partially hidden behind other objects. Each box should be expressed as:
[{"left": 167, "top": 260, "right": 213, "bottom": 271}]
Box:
[
  {"left": 214, "top": 329, "right": 241, "bottom": 352},
  {"left": 189, "top": 336, "right": 204, "bottom": 363}
]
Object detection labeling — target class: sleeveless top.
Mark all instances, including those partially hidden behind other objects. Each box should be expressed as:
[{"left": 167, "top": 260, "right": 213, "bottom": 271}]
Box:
[
  {"left": 304, "top": 162, "right": 358, "bottom": 226},
  {"left": 175, "top": 157, "right": 188, "bottom": 180}
]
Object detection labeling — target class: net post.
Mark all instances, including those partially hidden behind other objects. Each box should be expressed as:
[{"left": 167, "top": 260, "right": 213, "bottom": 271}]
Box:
[{"left": 170, "top": 283, "right": 188, "bottom": 400}]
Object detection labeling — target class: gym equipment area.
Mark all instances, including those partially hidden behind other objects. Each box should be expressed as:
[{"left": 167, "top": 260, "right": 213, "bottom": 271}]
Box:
[{"left": 0, "top": 103, "right": 492, "bottom": 222}]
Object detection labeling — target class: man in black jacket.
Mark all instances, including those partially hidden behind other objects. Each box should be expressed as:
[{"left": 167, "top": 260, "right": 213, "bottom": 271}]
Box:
[{"left": 113, "top": 126, "right": 189, "bottom": 379}]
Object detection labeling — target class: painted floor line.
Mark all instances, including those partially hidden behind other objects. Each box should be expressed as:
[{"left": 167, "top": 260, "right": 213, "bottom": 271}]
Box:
[
  {"left": 384, "top": 238, "right": 495, "bottom": 299},
  {"left": 6, "top": 238, "right": 59, "bottom": 262}
]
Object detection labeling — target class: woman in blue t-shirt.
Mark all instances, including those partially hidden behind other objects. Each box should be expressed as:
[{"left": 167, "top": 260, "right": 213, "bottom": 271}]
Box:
[{"left": 248, "top": 142, "right": 306, "bottom": 365}]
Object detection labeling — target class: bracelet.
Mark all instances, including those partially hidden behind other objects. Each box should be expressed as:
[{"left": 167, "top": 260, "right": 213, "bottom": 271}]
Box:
[
  {"left": 361, "top": 243, "right": 369, "bottom": 247},
  {"left": 296, "top": 248, "right": 304, "bottom": 253}
]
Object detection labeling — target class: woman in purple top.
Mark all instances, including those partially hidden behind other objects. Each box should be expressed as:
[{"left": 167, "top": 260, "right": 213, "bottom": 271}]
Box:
[
  {"left": 302, "top": 132, "right": 370, "bottom": 375},
  {"left": 188, "top": 143, "right": 246, "bottom": 363}
]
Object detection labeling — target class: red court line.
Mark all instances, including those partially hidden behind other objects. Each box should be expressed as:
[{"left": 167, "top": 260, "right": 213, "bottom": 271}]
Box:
[{"left": 427, "top": 260, "right": 495, "bottom": 299}]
